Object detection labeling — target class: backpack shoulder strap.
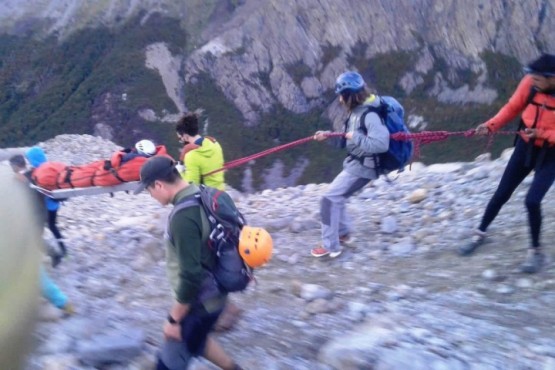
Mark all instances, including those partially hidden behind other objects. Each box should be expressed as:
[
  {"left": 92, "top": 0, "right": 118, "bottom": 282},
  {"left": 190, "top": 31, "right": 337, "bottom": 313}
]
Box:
[
  {"left": 526, "top": 86, "right": 555, "bottom": 111},
  {"left": 357, "top": 102, "right": 386, "bottom": 136},
  {"left": 527, "top": 86, "right": 538, "bottom": 106},
  {"left": 170, "top": 196, "right": 200, "bottom": 218},
  {"left": 167, "top": 194, "right": 210, "bottom": 246}
]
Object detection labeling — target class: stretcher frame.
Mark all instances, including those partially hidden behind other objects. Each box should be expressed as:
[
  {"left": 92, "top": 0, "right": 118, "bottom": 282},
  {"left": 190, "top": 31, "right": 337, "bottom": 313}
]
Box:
[{"left": 30, "top": 181, "right": 141, "bottom": 199}]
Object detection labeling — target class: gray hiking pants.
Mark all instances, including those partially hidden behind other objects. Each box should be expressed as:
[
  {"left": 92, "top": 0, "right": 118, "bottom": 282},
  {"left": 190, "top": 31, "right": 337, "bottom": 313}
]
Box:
[{"left": 320, "top": 170, "right": 370, "bottom": 252}]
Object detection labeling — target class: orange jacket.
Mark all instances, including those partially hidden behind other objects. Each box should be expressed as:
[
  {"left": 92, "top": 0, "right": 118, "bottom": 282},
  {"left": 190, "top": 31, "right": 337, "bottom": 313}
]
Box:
[{"left": 486, "top": 75, "right": 555, "bottom": 147}]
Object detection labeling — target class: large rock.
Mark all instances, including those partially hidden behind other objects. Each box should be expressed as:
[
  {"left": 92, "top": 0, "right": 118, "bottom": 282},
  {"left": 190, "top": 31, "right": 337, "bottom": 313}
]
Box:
[
  {"left": 77, "top": 329, "right": 145, "bottom": 367},
  {"left": 408, "top": 189, "right": 428, "bottom": 203}
]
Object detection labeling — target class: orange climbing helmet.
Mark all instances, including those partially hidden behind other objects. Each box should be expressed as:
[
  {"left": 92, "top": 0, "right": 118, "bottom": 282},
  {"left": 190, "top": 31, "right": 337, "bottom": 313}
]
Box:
[{"left": 238, "top": 226, "right": 273, "bottom": 268}]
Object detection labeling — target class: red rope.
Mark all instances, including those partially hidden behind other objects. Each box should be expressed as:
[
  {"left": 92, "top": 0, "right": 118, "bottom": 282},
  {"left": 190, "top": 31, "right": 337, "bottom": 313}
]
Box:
[
  {"left": 203, "top": 133, "right": 344, "bottom": 176},
  {"left": 203, "top": 130, "right": 520, "bottom": 177},
  {"left": 391, "top": 129, "right": 519, "bottom": 158}
]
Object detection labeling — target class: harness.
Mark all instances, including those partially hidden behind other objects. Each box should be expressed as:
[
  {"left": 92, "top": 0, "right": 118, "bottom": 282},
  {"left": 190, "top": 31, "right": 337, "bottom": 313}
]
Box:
[{"left": 519, "top": 87, "right": 555, "bottom": 169}]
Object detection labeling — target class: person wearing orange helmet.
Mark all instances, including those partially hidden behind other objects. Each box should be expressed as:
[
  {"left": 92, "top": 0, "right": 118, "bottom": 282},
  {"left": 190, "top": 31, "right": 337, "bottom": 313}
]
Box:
[{"left": 135, "top": 156, "right": 242, "bottom": 370}]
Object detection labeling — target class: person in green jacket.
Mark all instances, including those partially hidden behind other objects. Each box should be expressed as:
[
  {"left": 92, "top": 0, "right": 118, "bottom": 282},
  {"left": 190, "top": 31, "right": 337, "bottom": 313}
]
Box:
[
  {"left": 134, "top": 156, "right": 242, "bottom": 370},
  {"left": 176, "top": 113, "right": 243, "bottom": 332},
  {"left": 175, "top": 112, "right": 226, "bottom": 190}
]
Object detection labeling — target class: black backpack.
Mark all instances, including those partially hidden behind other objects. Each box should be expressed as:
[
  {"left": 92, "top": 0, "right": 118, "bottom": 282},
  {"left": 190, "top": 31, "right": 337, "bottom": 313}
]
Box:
[{"left": 168, "top": 185, "right": 252, "bottom": 293}]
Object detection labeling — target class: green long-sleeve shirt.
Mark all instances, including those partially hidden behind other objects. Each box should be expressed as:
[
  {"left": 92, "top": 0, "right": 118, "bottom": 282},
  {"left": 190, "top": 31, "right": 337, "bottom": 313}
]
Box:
[{"left": 166, "top": 185, "right": 219, "bottom": 304}]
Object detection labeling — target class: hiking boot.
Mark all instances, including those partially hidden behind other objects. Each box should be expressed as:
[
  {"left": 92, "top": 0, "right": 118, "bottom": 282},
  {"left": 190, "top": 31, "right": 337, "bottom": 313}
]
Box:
[
  {"left": 339, "top": 234, "right": 356, "bottom": 248},
  {"left": 57, "top": 240, "right": 67, "bottom": 257},
  {"left": 329, "top": 249, "right": 343, "bottom": 258},
  {"left": 311, "top": 246, "right": 330, "bottom": 258},
  {"left": 458, "top": 230, "right": 486, "bottom": 256},
  {"left": 311, "top": 246, "right": 342, "bottom": 258},
  {"left": 51, "top": 253, "right": 63, "bottom": 268},
  {"left": 62, "top": 302, "right": 75, "bottom": 316},
  {"left": 520, "top": 249, "right": 545, "bottom": 274}
]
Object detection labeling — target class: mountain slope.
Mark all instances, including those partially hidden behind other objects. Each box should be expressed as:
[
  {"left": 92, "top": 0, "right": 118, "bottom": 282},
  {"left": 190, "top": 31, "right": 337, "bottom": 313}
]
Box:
[
  {"left": 21, "top": 134, "right": 555, "bottom": 370},
  {"left": 0, "top": 0, "right": 552, "bottom": 190}
]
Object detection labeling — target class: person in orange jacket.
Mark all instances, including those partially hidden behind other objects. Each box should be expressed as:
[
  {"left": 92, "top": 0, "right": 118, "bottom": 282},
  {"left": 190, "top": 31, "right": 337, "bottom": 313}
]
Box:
[{"left": 459, "top": 53, "right": 555, "bottom": 273}]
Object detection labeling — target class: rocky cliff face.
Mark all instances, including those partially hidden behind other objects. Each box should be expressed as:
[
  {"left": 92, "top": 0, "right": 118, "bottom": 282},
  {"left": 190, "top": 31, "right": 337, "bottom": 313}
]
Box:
[
  {"left": 0, "top": 0, "right": 552, "bottom": 125},
  {"left": 0, "top": 0, "right": 552, "bottom": 191},
  {"left": 184, "top": 0, "right": 553, "bottom": 124}
]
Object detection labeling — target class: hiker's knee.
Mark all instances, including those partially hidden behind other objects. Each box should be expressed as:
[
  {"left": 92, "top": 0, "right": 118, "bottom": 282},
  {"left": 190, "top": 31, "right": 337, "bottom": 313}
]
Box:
[{"left": 525, "top": 196, "right": 541, "bottom": 212}]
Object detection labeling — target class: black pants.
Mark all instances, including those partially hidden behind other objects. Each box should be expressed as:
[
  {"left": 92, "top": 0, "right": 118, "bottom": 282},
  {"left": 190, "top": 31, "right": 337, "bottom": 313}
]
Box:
[
  {"left": 479, "top": 137, "right": 555, "bottom": 247},
  {"left": 157, "top": 307, "right": 224, "bottom": 370},
  {"left": 47, "top": 210, "right": 66, "bottom": 254}
]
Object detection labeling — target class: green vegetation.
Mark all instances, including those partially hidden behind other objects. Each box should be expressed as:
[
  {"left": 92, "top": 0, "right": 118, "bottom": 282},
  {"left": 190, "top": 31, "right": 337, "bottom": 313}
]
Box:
[
  {"left": 421, "top": 54, "right": 520, "bottom": 161},
  {"left": 481, "top": 50, "right": 523, "bottom": 99},
  {"left": 321, "top": 43, "right": 342, "bottom": 68},
  {"left": 0, "top": 10, "right": 525, "bottom": 191},
  {"left": 346, "top": 49, "right": 523, "bottom": 164},
  {"left": 367, "top": 51, "right": 417, "bottom": 96},
  {"left": 183, "top": 48, "right": 520, "bottom": 190},
  {"left": 285, "top": 61, "right": 313, "bottom": 86},
  {"left": 0, "top": 13, "right": 186, "bottom": 148}
]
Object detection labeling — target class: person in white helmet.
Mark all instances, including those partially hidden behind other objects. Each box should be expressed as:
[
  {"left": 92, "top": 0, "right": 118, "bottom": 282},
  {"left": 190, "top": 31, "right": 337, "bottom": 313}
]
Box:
[
  {"left": 135, "top": 139, "right": 157, "bottom": 156},
  {"left": 120, "top": 139, "right": 157, "bottom": 164}
]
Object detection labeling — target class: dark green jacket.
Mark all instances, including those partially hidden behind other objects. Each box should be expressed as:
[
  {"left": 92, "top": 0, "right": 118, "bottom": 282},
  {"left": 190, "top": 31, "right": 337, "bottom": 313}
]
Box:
[{"left": 165, "top": 184, "right": 226, "bottom": 312}]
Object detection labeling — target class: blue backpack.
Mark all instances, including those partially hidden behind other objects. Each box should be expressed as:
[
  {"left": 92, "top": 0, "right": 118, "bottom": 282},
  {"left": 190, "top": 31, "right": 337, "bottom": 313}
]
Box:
[{"left": 359, "top": 96, "right": 413, "bottom": 176}]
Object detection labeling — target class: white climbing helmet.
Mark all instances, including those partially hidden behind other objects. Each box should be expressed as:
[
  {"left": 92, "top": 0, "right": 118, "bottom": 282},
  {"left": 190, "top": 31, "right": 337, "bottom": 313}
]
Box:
[{"left": 135, "top": 139, "right": 156, "bottom": 156}]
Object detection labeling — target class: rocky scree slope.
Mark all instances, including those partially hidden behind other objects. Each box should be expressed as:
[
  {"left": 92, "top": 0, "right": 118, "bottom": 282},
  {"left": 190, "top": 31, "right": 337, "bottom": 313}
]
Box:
[{"left": 10, "top": 134, "right": 555, "bottom": 370}]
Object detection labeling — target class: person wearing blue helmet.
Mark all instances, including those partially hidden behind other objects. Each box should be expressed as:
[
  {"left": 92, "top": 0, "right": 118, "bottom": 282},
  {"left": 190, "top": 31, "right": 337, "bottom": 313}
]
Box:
[
  {"left": 312, "top": 71, "right": 390, "bottom": 258},
  {"left": 24, "top": 147, "right": 67, "bottom": 267}
]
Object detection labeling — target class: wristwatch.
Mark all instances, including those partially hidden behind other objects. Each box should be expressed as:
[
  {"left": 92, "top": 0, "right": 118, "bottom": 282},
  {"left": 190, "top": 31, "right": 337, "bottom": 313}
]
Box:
[{"left": 167, "top": 314, "right": 178, "bottom": 324}]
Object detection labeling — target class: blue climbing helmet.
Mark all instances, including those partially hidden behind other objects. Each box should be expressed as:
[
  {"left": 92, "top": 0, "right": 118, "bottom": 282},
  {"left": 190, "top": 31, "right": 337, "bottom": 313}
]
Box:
[
  {"left": 25, "top": 146, "right": 47, "bottom": 168},
  {"left": 335, "top": 71, "right": 365, "bottom": 94}
]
